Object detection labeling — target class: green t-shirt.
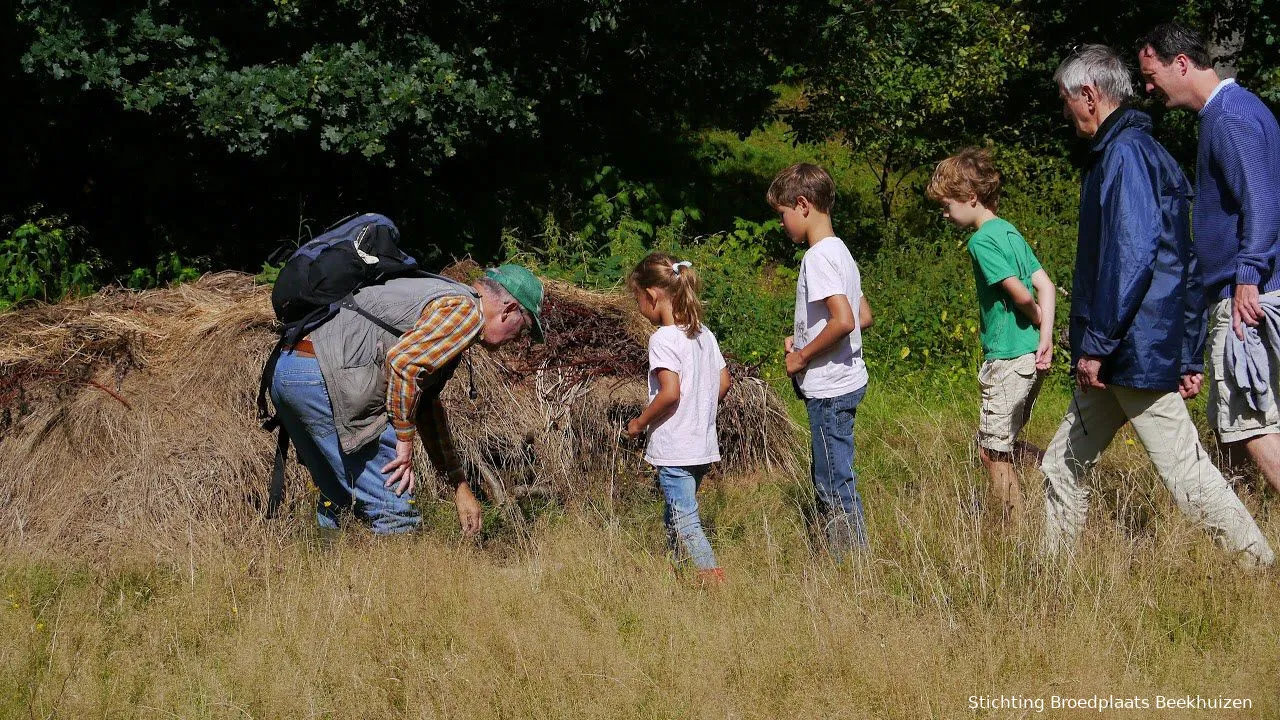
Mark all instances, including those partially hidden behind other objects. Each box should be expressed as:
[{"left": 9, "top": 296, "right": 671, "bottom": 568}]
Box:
[{"left": 967, "top": 218, "right": 1043, "bottom": 360}]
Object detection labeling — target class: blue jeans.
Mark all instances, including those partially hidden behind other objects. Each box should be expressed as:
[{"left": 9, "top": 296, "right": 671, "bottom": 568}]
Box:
[
  {"left": 269, "top": 351, "right": 420, "bottom": 534},
  {"left": 657, "top": 465, "right": 718, "bottom": 570},
  {"left": 805, "top": 385, "right": 869, "bottom": 554}
]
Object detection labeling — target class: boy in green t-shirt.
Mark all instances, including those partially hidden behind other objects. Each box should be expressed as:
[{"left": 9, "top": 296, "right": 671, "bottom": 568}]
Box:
[{"left": 927, "top": 147, "right": 1056, "bottom": 522}]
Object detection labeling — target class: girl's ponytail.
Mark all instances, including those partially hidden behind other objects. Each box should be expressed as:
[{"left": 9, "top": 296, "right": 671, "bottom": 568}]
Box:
[
  {"left": 668, "top": 261, "right": 704, "bottom": 339},
  {"left": 626, "top": 252, "right": 705, "bottom": 339}
]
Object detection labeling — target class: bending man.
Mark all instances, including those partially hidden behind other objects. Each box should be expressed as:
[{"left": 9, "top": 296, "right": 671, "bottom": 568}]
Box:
[{"left": 270, "top": 265, "right": 544, "bottom": 535}]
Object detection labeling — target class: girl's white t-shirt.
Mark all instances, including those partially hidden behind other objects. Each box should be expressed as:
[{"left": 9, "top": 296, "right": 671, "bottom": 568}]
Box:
[{"left": 644, "top": 324, "right": 726, "bottom": 467}]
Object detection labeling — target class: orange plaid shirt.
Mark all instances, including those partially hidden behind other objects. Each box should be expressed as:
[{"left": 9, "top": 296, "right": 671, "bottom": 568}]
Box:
[{"left": 385, "top": 295, "right": 483, "bottom": 482}]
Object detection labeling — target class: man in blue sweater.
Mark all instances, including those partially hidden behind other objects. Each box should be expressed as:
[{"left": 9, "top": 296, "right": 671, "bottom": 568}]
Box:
[{"left": 1139, "top": 24, "right": 1280, "bottom": 497}]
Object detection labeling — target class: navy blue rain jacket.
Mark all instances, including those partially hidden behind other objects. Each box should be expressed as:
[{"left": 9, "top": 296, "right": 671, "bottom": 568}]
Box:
[{"left": 1070, "top": 108, "right": 1206, "bottom": 391}]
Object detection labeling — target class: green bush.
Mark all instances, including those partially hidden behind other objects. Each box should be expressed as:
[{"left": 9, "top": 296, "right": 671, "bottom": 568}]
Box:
[
  {"left": 0, "top": 213, "right": 102, "bottom": 311},
  {"left": 123, "top": 252, "right": 204, "bottom": 290},
  {"left": 859, "top": 225, "right": 985, "bottom": 384}
]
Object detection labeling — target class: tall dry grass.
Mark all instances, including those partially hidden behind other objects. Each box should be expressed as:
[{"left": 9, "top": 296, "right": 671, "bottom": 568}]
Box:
[
  {"left": 0, "top": 272, "right": 802, "bottom": 560},
  {"left": 2, "top": 385, "right": 1277, "bottom": 719}
]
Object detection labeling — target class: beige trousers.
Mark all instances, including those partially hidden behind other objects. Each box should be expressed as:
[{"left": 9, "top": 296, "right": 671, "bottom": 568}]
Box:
[{"left": 1041, "top": 385, "right": 1274, "bottom": 566}]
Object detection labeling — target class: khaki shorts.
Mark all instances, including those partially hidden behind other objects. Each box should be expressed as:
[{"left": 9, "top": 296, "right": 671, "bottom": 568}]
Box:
[
  {"left": 977, "top": 352, "right": 1043, "bottom": 453},
  {"left": 1207, "top": 292, "right": 1280, "bottom": 444}
]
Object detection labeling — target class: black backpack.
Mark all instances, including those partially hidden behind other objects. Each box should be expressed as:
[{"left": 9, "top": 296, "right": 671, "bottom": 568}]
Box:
[{"left": 257, "top": 213, "right": 426, "bottom": 517}]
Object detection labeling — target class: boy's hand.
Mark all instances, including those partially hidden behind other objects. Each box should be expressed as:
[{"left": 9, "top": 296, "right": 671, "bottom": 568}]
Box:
[
  {"left": 784, "top": 335, "right": 795, "bottom": 353},
  {"left": 785, "top": 350, "right": 808, "bottom": 376},
  {"left": 624, "top": 418, "right": 645, "bottom": 439},
  {"left": 1035, "top": 338, "right": 1053, "bottom": 371}
]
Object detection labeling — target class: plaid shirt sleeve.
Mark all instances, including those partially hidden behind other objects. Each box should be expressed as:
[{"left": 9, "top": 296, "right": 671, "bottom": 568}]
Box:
[{"left": 385, "top": 295, "right": 483, "bottom": 445}]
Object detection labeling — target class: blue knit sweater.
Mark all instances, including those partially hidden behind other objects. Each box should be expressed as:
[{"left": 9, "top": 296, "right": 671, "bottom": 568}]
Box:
[{"left": 1195, "top": 81, "right": 1280, "bottom": 305}]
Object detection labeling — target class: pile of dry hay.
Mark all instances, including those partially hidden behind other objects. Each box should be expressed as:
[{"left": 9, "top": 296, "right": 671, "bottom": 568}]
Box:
[{"left": 0, "top": 266, "right": 802, "bottom": 559}]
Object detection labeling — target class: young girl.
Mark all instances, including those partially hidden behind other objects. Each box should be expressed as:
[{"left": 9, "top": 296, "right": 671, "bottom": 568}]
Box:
[{"left": 624, "top": 252, "right": 732, "bottom": 584}]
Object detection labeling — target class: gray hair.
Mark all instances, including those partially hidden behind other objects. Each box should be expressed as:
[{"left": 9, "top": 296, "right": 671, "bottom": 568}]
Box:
[
  {"left": 476, "top": 275, "right": 532, "bottom": 324},
  {"left": 476, "top": 275, "right": 514, "bottom": 304},
  {"left": 1053, "top": 43, "right": 1136, "bottom": 103}
]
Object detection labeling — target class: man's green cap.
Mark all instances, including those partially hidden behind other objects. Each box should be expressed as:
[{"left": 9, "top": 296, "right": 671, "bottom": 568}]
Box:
[{"left": 485, "top": 264, "right": 545, "bottom": 343}]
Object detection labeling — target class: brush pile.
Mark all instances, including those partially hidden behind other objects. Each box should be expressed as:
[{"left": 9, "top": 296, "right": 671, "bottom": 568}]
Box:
[{"left": 0, "top": 266, "right": 802, "bottom": 558}]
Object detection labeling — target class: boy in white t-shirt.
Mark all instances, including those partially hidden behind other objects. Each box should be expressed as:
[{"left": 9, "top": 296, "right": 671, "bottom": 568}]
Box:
[{"left": 768, "top": 163, "right": 875, "bottom": 556}]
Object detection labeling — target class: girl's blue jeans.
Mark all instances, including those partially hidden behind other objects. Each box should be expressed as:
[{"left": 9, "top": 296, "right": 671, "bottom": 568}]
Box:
[{"left": 657, "top": 464, "right": 718, "bottom": 570}]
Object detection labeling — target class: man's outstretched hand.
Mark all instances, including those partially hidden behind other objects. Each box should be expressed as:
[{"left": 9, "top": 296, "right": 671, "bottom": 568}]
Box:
[{"left": 455, "top": 483, "right": 482, "bottom": 537}]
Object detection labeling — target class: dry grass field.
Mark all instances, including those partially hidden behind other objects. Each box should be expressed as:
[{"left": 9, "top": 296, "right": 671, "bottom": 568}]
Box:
[{"left": 2, "top": 384, "right": 1278, "bottom": 719}]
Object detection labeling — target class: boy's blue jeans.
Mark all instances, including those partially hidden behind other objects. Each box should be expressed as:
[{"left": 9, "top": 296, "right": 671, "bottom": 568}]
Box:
[
  {"left": 657, "top": 465, "right": 718, "bottom": 570},
  {"left": 269, "top": 351, "right": 421, "bottom": 534},
  {"left": 805, "top": 385, "right": 870, "bottom": 555}
]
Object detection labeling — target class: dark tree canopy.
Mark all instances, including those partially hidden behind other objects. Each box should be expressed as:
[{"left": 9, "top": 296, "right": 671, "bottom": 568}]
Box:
[
  {"left": 2, "top": 0, "right": 1277, "bottom": 276},
  {"left": 7, "top": 0, "right": 789, "bottom": 267}
]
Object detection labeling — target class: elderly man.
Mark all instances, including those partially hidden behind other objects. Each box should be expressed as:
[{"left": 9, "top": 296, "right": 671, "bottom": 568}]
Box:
[
  {"left": 1137, "top": 23, "right": 1280, "bottom": 497},
  {"left": 269, "top": 264, "right": 544, "bottom": 536},
  {"left": 1042, "top": 44, "right": 1272, "bottom": 566}
]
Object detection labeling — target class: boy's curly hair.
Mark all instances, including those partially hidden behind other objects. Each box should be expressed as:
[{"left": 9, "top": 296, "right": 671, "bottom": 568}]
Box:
[
  {"left": 766, "top": 163, "right": 835, "bottom": 213},
  {"left": 926, "top": 147, "right": 1001, "bottom": 211}
]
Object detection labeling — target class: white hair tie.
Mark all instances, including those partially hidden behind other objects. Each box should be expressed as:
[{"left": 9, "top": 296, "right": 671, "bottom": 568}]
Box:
[{"left": 672, "top": 260, "right": 693, "bottom": 275}]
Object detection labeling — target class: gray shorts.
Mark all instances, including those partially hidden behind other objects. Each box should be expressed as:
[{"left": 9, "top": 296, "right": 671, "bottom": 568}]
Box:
[
  {"left": 1207, "top": 292, "right": 1280, "bottom": 444},
  {"left": 977, "top": 352, "right": 1043, "bottom": 454}
]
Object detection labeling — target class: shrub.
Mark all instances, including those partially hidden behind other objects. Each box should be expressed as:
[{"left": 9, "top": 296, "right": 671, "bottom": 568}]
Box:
[
  {"left": 0, "top": 212, "right": 101, "bottom": 311},
  {"left": 123, "top": 252, "right": 204, "bottom": 290}
]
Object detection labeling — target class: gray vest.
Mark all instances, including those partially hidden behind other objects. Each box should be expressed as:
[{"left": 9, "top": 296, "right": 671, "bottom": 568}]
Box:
[{"left": 311, "top": 276, "right": 480, "bottom": 453}]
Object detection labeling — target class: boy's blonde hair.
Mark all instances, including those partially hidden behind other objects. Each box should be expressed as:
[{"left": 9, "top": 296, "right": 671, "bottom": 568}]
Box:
[
  {"left": 766, "top": 163, "right": 835, "bottom": 213},
  {"left": 626, "top": 252, "right": 705, "bottom": 339},
  {"left": 926, "top": 147, "right": 1002, "bottom": 211}
]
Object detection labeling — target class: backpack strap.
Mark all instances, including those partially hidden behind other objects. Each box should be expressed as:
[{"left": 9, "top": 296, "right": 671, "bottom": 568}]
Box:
[
  {"left": 257, "top": 331, "right": 293, "bottom": 518},
  {"left": 265, "top": 423, "right": 289, "bottom": 518},
  {"left": 337, "top": 295, "right": 407, "bottom": 337},
  {"left": 257, "top": 308, "right": 329, "bottom": 520},
  {"left": 257, "top": 334, "right": 289, "bottom": 426},
  {"left": 334, "top": 275, "right": 478, "bottom": 336}
]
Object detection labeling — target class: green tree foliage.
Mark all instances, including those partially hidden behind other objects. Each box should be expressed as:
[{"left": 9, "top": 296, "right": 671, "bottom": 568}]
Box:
[
  {"left": 17, "top": 1, "right": 784, "bottom": 170},
  {"left": 8, "top": 0, "right": 1280, "bottom": 382},
  {"left": 18, "top": 3, "right": 531, "bottom": 168},
  {"left": 787, "top": 0, "right": 1033, "bottom": 220},
  {"left": 9, "top": 1, "right": 791, "bottom": 270}
]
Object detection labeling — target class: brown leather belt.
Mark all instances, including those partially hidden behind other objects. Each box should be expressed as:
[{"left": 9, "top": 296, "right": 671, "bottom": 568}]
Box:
[{"left": 285, "top": 337, "right": 316, "bottom": 358}]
